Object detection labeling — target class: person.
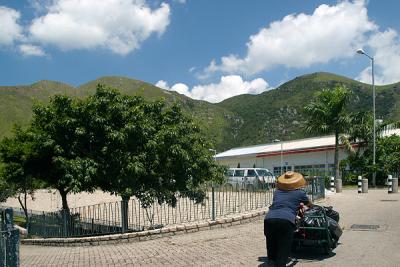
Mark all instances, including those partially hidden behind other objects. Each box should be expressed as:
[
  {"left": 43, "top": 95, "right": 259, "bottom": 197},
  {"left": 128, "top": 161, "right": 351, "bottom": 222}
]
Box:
[{"left": 264, "top": 171, "right": 311, "bottom": 267}]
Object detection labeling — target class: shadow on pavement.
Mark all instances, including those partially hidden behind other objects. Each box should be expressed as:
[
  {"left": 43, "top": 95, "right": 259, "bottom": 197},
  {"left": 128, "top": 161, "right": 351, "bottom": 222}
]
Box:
[
  {"left": 258, "top": 244, "right": 338, "bottom": 267},
  {"left": 291, "top": 245, "right": 337, "bottom": 262}
]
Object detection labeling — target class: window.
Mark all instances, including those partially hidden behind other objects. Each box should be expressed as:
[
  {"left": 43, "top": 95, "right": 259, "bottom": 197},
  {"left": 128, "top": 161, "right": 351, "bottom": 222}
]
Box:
[
  {"left": 235, "top": 170, "right": 245, "bottom": 177},
  {"left": 294, "top": 164, "right": 329, "bottom": 176},
  {"left": 273, "top": 166, "right": 292, "bottom": 176},
  {"left": 247, "top": 169, "right": 256, "bottom": 177}
]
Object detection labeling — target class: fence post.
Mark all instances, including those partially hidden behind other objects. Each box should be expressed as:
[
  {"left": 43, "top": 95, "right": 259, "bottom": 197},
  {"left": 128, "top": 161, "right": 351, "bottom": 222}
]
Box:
[
  {"left": 120, "top": 199, "right": 128, "bottom": 233},
  {"left": 311, "top": 178, "right": 315, "bottom": 202},
  {"left": 211, "top": 184, "right": 216, "bottom": 221},
  {"left": 1, "top": 208, "right": 19, "bottom": 267},
  {"left": 388, "top": 175, "right": 393, "bottom": 193},
  {"left": 358, "top": 176, "right": 362, "bottom": 194},
  {"left": 330, "top": 176, "right": 335, "bottom": 192},
  {"left": 62, "top": 210, "right": 68, "bottom": 238},
  {"left": 321, "top": 177, "right": 326, "bottom": 198}
]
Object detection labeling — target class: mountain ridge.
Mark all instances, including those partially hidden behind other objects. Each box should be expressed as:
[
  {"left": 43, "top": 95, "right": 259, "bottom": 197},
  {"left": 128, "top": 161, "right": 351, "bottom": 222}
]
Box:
[{"left": 1, "top": 72, "right": 399, "bottom": 151}]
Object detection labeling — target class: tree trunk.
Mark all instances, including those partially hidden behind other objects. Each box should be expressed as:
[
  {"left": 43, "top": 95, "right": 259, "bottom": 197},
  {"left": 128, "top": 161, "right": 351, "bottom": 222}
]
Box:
[
  {"left": 59, "top": 188, "right": 70, "bottom": 213},
  {"left": 335, "top": 131, "right": 340, "bottom": 179},
  {"left": 17, "top": 192, "right": 29, "bottom": 229},
  {"left": 58, "top": 188, "right": 71, "bottom": 237}
]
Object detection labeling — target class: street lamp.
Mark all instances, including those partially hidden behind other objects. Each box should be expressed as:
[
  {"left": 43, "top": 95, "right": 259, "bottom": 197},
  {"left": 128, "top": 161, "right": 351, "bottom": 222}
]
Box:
[
  {"left": 357, "top": 48, "right": 376, "bottom": 187},
  {"left": 273, "top": 139, "right": 283, "bottom": 175}
]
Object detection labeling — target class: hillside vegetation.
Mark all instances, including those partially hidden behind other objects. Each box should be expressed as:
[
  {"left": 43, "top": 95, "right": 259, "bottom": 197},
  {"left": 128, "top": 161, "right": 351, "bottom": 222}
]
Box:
[{"left": 1, "top": 72, "right": 399, "bottom": 151}]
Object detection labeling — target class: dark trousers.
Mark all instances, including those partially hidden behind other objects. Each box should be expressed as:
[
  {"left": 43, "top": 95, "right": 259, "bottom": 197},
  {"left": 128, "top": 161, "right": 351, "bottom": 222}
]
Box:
[{"left": 264, "top": 218, "right": 295, "bottom": 267}]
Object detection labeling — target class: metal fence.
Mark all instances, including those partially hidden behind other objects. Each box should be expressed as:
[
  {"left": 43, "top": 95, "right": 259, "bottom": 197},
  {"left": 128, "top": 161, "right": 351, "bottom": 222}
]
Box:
[
  {"left": 22, "top": 178, "right": 325, "bottom": 238},
  {"left": 1, "top": 209, "right": 19, "bottom": 267},
  {"left": 26, "top": 184, "right": 274, "bottom": 238},
  {"left": 305, "top": 176, "right": 326, "bottom": 202}
]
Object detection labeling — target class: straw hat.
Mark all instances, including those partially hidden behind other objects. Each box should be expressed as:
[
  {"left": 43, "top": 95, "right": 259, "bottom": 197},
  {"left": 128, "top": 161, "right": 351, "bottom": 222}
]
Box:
[{"left": 277, "top": 171, "right": 307, "bottom": 190}]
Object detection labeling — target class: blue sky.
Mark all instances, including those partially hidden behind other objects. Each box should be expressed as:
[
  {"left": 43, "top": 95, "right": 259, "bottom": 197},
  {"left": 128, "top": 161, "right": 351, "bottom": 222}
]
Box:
[{"left": 1, "top": 0, "right": 400, "bottom": 102}]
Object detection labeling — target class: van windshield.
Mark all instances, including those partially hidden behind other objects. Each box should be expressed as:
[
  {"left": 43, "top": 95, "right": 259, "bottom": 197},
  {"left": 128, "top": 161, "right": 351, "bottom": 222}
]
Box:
[{"left": 256, "top": 169, "right": 272, "bottom": 176}]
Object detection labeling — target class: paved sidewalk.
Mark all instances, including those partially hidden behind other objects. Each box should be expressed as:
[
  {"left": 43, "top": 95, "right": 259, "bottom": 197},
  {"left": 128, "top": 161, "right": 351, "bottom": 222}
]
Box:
[{"left": 20, "top": 190, "right": 400, "bottom": 266}]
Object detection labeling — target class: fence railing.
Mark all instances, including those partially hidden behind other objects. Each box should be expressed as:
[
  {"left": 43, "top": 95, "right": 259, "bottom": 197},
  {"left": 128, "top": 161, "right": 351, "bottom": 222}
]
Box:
[
  {"left": 1, "top": 208, "right": 19, "bottom": 267},
  {"left": 19, "top": 178, "right": 325, "bottom": 238},
  {"left": 25, "top": 184, "right": 274, "bottom": 238},
  {"left": 305, "top": 176, "right": 326, "bottom": 202}
]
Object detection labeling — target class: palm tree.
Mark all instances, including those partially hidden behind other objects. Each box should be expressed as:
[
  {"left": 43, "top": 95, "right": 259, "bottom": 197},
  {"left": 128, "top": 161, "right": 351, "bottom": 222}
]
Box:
[{"left": 304, "top": 86, "right": 352, "bottom": 179}]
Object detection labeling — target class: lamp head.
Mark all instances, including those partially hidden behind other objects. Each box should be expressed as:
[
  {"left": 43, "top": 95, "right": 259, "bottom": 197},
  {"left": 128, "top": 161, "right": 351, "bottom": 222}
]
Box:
[{"left": 356, "top": 48, "right": 365, "bottom": 55}]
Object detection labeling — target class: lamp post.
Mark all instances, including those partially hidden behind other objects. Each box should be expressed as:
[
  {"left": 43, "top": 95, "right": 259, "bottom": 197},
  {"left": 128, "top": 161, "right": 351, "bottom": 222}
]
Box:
[
  {"left": 273, "top": 139, "right": 283, "bottom": 175},
  {"left": 357, "top": 48, "right": 376, "bottom": 187}
]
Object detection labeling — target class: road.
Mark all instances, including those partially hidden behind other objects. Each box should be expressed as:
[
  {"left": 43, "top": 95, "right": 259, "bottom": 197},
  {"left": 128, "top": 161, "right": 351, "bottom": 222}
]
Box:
[{"left": 20, "top": 190, "right": 400, "bottom": 266}]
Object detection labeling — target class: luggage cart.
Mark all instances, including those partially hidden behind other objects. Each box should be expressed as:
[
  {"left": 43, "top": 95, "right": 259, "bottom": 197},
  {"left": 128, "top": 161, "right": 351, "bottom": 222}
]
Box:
[{"left": 292, "top": 205, "right": 337, "bottom": 255}]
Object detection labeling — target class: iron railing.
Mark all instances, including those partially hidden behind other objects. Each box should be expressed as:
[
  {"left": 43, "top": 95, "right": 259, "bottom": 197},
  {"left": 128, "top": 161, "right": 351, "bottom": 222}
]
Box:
[
  {"left": 1, "top": 208, "right": 19, "bottom": 267},
  {"left": 305, "top": 176, "right": 326, "bottom": 202},
  {"left": 26, "top": 184, "right": 274, "bottom": 238},
  {"left": 17, "top": 179, "right": 325, "bottom": 238}
]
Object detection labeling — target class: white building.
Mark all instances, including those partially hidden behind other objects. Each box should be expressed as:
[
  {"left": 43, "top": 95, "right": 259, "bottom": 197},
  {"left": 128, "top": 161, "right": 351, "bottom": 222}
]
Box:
[{"left": 215, "top": 127, "right": 400, "bottom": 177}]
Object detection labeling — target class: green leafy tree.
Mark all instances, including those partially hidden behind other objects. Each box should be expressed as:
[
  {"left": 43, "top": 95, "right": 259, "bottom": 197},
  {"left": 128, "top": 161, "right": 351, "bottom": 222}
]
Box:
[
  {"left": 29, "top": 96, "right": 97, "bottom": 212},
  {"left": 0, "top": 126, "right": 40, "bottom": 224},
  {"left": 341, "top": 112, "right": 400, "bottom": 183},
  {"left": 82, "top": 85, "right": 225, "bottom": 206},
  {"left": 378, "top": 135, "right": 400, "bottom": 176},
  {"left": 0, "top": 175, "right": 15, "bottom": 203},
  {"left": 351, "top": 134, "right": 400, "bottom": 185},
  {"left": 304, "top": 86, "right": 352, "bottom": 179}
]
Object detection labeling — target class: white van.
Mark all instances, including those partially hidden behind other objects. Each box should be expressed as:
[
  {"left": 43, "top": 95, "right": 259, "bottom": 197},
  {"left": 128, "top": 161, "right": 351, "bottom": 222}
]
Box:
[{"left": 227, "top": 168, "right": 275, "bottom": 188}]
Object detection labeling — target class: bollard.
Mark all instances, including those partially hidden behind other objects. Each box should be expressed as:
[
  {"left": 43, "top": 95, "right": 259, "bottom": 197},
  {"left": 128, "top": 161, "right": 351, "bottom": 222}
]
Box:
[
  {"left": 358, "top": 176, "right": 362, "bottom": 194},
  {"left": 335, "top": 179, "right": 342, "bottom": 193},
  {"left": 392, "top": 178, "right": 398, "bottom": 193},
  {"left": 388, "top": 175, "right": 393, "bottom": 193},
  {"left": 362, "top": 178, "right": 368, "bottom": 193},
  {"left": 330, "top": 176, "right": 335, "bottom": 192}
]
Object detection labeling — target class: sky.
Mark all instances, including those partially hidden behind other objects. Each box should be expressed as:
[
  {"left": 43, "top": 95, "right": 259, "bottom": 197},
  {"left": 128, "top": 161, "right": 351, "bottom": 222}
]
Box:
[{"left": 1, "top": 0, "right": 400, "bottom": 103}]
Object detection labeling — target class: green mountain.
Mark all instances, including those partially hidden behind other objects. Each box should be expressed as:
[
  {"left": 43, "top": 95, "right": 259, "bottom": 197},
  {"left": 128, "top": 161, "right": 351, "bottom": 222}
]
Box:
[
  {"left": 0, "top": 76, "right": 234, "bottom": 149},
  {"left": 1, "top": 72, "right": 399, "bottom": 152},
  {"left": 216, "top": 72, "right": 400, "bottom": 149}
]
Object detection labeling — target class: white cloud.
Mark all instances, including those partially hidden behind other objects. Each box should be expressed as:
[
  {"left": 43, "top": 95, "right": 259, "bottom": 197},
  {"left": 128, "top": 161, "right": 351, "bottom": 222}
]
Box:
[
  {"left": 19, "top": 44, "right": 46, "bottom": 56},
  {"left": 204, "top": 0, "right": 376, "bottom": 76},
  {"left": 357, "top": 29, "right": 400, "bottom": 85},
  {"left": 155, "top": 80, "right": 169, "bottom": 89},
  {"left": 0, "top": 6, "right": 23, "bottom": 45},
  {"left": 28, "top": 0, "right": 170, "bottom": 55},
  {"left": 156, "top": 75, "right": 271, "bottom": 103}
]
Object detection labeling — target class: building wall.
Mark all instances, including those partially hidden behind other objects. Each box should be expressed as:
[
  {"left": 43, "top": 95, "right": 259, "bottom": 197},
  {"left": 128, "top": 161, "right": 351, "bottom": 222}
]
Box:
[{"left": 216, "top": 148, "right": 348, "bottom": 176}]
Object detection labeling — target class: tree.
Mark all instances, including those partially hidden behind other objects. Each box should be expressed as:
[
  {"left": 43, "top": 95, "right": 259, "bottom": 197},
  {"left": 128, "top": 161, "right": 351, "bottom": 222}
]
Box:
[
  {"left": 340, "top": 112, "right": 400, "bottom": 183},
  {"left": 29, "top": 95, "right": 97, "bottom": 212},
  {"left": 304, "top": 86, "right": 352, "bottom": 179},
  {"left": 82, "top": 85, "right": 225, "bottom": 207},
  {"left": 0, "top": 176, "right": 15, "bottom": 203},
  {"left": 0, "top": 126, "right": 40, "bottom": 224},
  {"left": 377, "top": 135, "right": 400, "bottom": 176}
]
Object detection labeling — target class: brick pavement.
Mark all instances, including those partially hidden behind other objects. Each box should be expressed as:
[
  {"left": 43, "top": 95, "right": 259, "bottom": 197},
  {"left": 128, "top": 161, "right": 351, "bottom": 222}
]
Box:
[
  {"left": 20, "top": 190, "right": 400, "bottom": 266},
  {"left": 21, "top": 218, "right": 267, "bottom": 266}
]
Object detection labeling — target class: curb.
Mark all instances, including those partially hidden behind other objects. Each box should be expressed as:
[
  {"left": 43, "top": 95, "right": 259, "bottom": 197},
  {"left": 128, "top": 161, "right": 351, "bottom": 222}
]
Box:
[{"left": 21, "top": 209, "right": 268, "bottom": 247}]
